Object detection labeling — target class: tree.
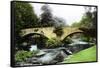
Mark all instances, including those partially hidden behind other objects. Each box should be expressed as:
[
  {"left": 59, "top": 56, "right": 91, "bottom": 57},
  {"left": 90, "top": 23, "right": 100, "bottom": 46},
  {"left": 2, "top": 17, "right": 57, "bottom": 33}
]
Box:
[
  {"left": 79, "top": 7, "right": 97, "bottom": 38},
  {"left": 71, "top": 22, "right": 81, "bottom": 27},
  {"left": 92, "top": 8, "right": 97, "bottom": 29},
  {"left": 53, "top": 17, "right": 66, "bottom": 39},
  {"left": 14, "top": 2, "right": 38, "bottom": 50},
  {"left": 71, "top": 7, "right": 97, "bottom": 29},
  {"left": 15, "top": 2, "right": 38, "bottom": 29},
  {"left": 53, "top": 17, "right": 66, "bottom": 27},
  {"left": 39, "top": 4, "right": 68, "bottom": 27},
  {"left": 40, "top": 4, "right": 55, "bottom": 27},
  {"left": 80, "top": 7, "right": 97, "bottom": 28}
]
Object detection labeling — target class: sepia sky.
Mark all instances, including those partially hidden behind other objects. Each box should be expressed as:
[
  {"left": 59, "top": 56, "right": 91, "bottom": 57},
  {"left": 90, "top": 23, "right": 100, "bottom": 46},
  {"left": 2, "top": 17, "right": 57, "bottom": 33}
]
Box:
[{"left": 30, "top": 3, "right": 95, "bottom": 26}]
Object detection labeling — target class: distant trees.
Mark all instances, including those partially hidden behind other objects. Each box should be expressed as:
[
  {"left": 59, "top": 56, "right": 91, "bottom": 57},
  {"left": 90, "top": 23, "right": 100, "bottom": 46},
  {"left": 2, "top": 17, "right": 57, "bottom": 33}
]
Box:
[
  {"left": 79, "top": 7, "right": 97, "bottom": 38},
  {"left": 71, "top": 7, "right": 97, "bottom": 40},
  {"left": 53, "top": 17, "right": 66, "bottom": 27},
  {"left": 39, "top": 4, "right": 55, "bottom": 27},
  {"left": 71, "top": 22, "right": 81, "bottom": 27},
  {"left": 71, "top": 7, "right": 97, "bottom": 29},
  {"left": 79, "top": 7, "right": 94, "bottom": 28},
  {"left": 39, "top": 4, "right": 66, "bottom": 27},
  {"left": 15, "top": 3, "right": 67, "bottom": 29}
]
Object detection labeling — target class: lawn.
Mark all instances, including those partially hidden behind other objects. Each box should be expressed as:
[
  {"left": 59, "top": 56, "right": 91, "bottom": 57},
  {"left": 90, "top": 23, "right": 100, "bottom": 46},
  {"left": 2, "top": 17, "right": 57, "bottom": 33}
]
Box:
[{"left": 63, "top": 45, "right": 97, "bottom": 63}]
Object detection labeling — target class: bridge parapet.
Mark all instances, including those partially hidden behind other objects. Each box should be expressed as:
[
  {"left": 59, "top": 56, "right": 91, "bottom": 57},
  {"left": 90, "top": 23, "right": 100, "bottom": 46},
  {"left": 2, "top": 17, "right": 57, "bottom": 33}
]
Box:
[
  {"left": 20, "top": 27, "right": 83, "bottom": 40},
  {"left": 20, "top": 27, "right": 56, "bottom": 39}
]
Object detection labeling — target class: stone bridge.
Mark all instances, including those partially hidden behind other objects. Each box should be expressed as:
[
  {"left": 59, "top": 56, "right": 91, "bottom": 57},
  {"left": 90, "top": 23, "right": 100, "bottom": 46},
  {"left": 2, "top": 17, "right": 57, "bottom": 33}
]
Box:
[{"left": 20, "top": 27, "right": 83, "bottom": 40}]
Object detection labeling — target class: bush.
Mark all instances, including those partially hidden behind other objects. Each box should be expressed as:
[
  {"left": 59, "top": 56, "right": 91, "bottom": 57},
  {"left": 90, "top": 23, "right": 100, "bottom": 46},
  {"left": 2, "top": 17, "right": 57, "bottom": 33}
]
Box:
[
  {"left": 63, "top": 37, "right": 73, "bottom": 44},
  {"left": 15, "top": 50, "right": 38, "bottom": 62},
  {"left": 80, "top": 34, "right": 91, "bottom": 42},
  {"left": 53, "top": 26, "right": 64, "bottom": 37},
  {"left": 46, "top": 38, "right": 62, "bottom": 48}
]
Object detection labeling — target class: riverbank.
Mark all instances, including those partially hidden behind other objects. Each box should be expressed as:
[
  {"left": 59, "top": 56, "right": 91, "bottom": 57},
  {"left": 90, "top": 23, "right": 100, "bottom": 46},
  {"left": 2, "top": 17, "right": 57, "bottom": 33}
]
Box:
[{"left": 63, "top": 45, "right": 97, "bottom": 63}]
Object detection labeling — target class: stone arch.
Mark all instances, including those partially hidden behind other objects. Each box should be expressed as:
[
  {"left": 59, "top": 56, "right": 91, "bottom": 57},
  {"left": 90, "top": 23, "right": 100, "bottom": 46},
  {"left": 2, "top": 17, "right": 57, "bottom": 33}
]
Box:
[
  {"left": 22, "top": 33, "right": 48, "bottom": 39},
  {"left": 62, "top": 32, "right": 85, "bottom": 42},
  {"left": 21, "top": 33, "right": 49, "bottom": 49}
]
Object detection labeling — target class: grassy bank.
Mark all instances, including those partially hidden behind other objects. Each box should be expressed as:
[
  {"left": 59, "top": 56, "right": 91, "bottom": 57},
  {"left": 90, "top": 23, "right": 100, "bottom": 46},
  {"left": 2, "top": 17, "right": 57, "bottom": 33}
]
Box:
[{"left": 63, "top": 45, "right": 97, "bottom": 63}]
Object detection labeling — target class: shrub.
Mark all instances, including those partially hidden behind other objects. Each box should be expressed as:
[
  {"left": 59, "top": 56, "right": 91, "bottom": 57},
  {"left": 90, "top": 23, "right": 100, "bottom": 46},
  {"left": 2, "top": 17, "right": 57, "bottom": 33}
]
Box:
[
  {"left": 53, "top": 26, "right": 64, "bottom": 37},
  {"left": 63, "top": 37, "right": 73, "bottom": 44},
  {"left": 46, "top": 38, "right": 62, "bottom": 48},
  {"left": 15, "top": 50, "right": 38, "bottom": 62}
]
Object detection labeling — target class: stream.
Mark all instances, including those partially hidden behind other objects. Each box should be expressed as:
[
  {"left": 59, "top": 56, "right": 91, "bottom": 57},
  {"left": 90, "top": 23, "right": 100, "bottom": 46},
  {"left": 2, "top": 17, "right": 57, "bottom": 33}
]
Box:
[{"left": 16, "top": 38, "right": 95, "bottom": 66}]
